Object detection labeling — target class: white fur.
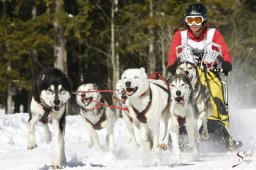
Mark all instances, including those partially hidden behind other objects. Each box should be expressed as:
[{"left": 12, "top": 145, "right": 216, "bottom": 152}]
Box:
[
  {"left": 76, "top": 83, "right": 116, "bottom": 151},
  {"left": 121, "top": 68, "right": 170, "bottom": 152},
  {"left": 28, "top": 88, "right": 70, "bottom": 168}
]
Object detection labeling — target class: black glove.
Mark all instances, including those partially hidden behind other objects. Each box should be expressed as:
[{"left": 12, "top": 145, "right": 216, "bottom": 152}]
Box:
[{"left": 221, "top": 61, "right": 232, "bottom": 73}]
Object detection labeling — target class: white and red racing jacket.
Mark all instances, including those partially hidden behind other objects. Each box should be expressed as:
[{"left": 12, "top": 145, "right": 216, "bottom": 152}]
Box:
[{"left": 167, "top": 27, "right": 232, "bottom": 67}]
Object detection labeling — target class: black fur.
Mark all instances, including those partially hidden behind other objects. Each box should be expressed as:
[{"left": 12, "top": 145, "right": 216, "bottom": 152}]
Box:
[{"left": 32, "top": 67, "right": 72, "bottom": 103}]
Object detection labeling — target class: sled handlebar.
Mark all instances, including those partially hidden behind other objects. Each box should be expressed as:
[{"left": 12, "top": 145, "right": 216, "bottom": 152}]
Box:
[{"left": 208, "top": 67, "right": 228, "bottom": 76}]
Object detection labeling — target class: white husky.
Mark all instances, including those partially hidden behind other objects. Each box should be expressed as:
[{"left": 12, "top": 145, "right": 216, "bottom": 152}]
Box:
[
  {"left": 162, "top": 74, "right": 200, "bottom": 163},
  {"left": 121, "top": 68, "right": 170, "bottom": 152},
  {"left": 76, "top": 83, "right": 116, "bottom": 151}
]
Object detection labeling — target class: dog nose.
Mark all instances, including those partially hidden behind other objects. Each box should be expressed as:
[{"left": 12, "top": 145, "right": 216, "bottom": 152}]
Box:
[
  {"left": 54, "top": 99, "right": 60, "bottom": 105},
  {"left": 81, "top": 93, "right": 86, "bottom": 98},
  {"left": 185, "top": 71, "right": 189, "bottom": 76},
  {"left": 176, "top": 90, "right": 181, "bottom": 96},
  {"left": 125, "top": 81, "right": 131, "bottom": 87}
]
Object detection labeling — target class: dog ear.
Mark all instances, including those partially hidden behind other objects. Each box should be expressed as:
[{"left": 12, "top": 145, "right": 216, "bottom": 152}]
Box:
[
  {"left": 140, "top": 67, "right": 145, "bottom": 73},
  {"left": 140, "top": 67, "right": 148, "bottom": 78}
]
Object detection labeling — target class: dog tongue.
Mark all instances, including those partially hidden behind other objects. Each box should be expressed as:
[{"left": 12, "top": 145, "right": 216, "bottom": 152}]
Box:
[
  {"left": 53, "top": 106, "right": 60, "bottom": 111},
  {"left": 176, "top": 97, "right": 183, "bottom": 102},
  {"left": 126, "top": 88, "right": 133, "bottom": 92},
  {"left": 176, "top": 97, "right": 185, "bottom": 106}
]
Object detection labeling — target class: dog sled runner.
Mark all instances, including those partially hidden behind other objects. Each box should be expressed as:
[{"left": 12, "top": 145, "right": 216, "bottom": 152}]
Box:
[{"left": 173, "top": 42, "right": 242, "bottom": 150}]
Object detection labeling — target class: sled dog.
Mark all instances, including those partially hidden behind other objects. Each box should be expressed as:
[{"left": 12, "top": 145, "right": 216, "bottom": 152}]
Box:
[
  {"left": 27, "top": 67, "right": 72, "bottom": 168},
  {"left": 121, "top": 68, "right": 170, "bottom": 152},
  {"left": 163, "top": 74, "right": 200, "bottom": 163},
  {"left": 76, "top": 83, "right": 116, "bottom": 151},
  {"left": 176, "top": 61, "right": 212, "bottom": 139},
  {"left": 115, "top": 80, "right": 138, "bottom": 147}
]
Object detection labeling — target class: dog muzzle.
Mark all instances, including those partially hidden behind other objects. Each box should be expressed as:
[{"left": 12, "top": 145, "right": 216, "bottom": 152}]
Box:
[
  {"left": 175, "top": 96, "right": 185, "bottom": 106},
  {"left": 125, "top": 87, "right": 138, "bottom": 96},
  {"left": 82, "top": 96, "right": 93, "bottom": 106},
  {"left": 53, "top": 105, "right": 60, "bottom": 111}
]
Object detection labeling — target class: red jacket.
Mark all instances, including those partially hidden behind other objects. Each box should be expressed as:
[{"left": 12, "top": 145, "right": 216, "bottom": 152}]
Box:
[{"left": 167, "top": 28, "right": 232, "bottom": 66}]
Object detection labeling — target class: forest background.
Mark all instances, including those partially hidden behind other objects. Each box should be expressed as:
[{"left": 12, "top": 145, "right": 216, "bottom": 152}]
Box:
[{"left": 0, "top": 0, "right": 255, "bottom": 114}]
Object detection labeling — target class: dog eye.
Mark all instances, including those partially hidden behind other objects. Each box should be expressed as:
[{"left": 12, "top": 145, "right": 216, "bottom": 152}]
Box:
[
  {"left": 47, "top": 88, "right": 53, "bottom": 93},
  {"left": 134, "top": 76, "right": 139, "bottom": 79},
  {"left": 59, "top": 87, "right": 64, "bottom": 93},
  {"left": 81, "top": 94, "right": 86, "bottom": 98}
]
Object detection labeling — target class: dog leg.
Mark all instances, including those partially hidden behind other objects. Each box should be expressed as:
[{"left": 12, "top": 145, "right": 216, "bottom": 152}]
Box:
[
  {"left": 88, "top": 128, "right": 101, "bottom": 150},
  {"left": 170, "top": 124, "right": 181, "bottom": 164},
  {"left": 186, "top": 121, "right": 199, "bottom": 158},
  {"left": 198, "top": 111, "right": 209, "bottom": 139},
  {"left": 107, "top": 129, "right": 115, "bottom": 151},
  {"left": 43, "top": 124, "right": 52, "bottom": 143},
  {"left": 52, "top": 118, "right": 66, "bottom": 168},
  {"left": 87, "top": 136, "right": 94, "bottom": 148},
  {"left": 151, "top": 121, "right": 161, "bottom": 153},
  {"left": 139, "top": 125, "right": 151, "bottom": 151},
  {"left": 161, "top": 116, "right": 172, "bottom": 150},
  {"left": 186, "top": 123, "right": 195, "bottom": 148},
  {"left": 27, "top": 114, "right": 39, "bottom": 150},
  {"left": 122, "top": 112, "right": 138, "bottom": 147},
  {"left": 194, "top": 122, "right": 200, "bottom": 157}
]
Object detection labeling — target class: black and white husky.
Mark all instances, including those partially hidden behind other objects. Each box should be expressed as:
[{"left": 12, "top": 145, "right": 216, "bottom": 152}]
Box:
[
  {"left": 76, "top": 83, "right": 116, "bottom": 151},
  {"left": 176, "top": 61, "right": 212, "bottom": 139},
  {"left": 163, "top": 74, "right": 200, "bottom": 163},
  {"left": 27, "top": 67, "right": 72, "bottom": 168}
]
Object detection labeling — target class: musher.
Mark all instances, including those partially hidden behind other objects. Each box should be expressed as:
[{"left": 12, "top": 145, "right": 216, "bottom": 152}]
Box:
[{"left": 167, "top": 3, "right": 242, "bottom": 149}]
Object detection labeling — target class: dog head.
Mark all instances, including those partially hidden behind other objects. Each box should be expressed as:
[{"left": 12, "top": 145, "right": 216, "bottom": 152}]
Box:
[
  {"left": 35, "top": 67, "right": 72, "bottom": 112},
  {"left": 121, "top": 68, "right": 149, "bottom": 97},
  {"left": 115, "top": 79, "right": 127, "bottom": 103},
  {"left": 168, "top": 74, "right": 193, "bottom": 105},
  {"left": 76, "top": 83, "right": 101, "bottom": 109},
  {"left": 175, "top": 61, "right": 198, "bottom": 87}
]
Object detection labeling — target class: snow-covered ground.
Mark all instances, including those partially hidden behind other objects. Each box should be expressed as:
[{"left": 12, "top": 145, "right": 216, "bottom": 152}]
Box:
[{"left": 0, "top": 108, "right": 256, "bottom": 170}]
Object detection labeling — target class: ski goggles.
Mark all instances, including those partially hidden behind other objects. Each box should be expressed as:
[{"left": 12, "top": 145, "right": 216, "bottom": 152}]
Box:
[{"left": 185, "top": 16, "right": 204, "bottom": 26}]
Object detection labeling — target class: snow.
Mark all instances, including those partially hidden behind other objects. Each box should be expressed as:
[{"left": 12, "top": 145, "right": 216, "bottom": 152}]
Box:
[{"left": 0, "top": 108, "right": 256, "bottom": 170}]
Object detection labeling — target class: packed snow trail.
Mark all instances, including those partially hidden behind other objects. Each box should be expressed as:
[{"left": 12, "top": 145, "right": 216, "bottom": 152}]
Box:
[{"left": 0, "top": 109, "right": 255, "bottom": 170}]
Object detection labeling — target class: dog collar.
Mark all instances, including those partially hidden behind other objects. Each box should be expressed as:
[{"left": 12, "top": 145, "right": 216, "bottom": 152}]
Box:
[{"left": 39, "top": 98, "right": 53, "bottom": 124}]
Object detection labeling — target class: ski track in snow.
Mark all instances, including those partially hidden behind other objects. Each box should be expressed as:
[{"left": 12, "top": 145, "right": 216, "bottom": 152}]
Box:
[{"left": 0, "top": 109, "right": 256, "bottom": 170}]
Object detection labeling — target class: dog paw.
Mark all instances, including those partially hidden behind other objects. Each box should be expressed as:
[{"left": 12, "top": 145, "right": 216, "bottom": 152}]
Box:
[
  {"left": 87, "top": 141, "right": 93, "bottom": 148},
  {"left": 159, "top": 143, "right": 168, "bottom": 151},
  {"left": 51, "top": 165, "right": 63, "bottom": 170},
  {"left": 130, "top": 140, "right": 139, "bottom": 148},
  {"left": 140, "top": 141, "right": 150, "bottom": 151},
  {"left": 51, "top": 160, "right": 66, "bottom": 170},
  {"left": 27, "top": 143, "right": 37, "bottom": 150},
  {"left": 109, "top": 143, "right": 116, "bottom": 151},
  {"left": 153, "top": 146, "right": 161, "bottom": 153},
  {"left": 201, "top": 132, "right": 209, "bottom": 140}
]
